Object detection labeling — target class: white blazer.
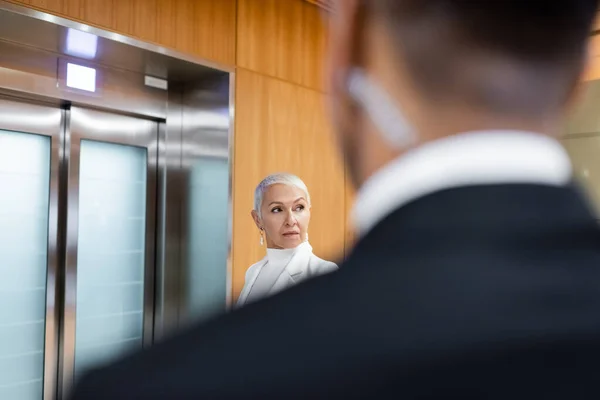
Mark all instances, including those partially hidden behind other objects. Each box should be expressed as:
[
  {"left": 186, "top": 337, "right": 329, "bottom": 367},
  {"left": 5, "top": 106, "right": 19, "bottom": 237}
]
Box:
[{"left": 237, "top": 243, "right": 338, "bottom": 307}]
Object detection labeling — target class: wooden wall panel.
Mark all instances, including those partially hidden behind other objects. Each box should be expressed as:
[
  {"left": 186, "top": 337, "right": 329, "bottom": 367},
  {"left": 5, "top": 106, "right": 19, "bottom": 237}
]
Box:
[
  {"left": 174, "top": 0, "right": 195, "bottom": 54},
  {"left": 585, "top": 35, "right": 600, "bottom": 81},
  {"left": 232, "top": 68, "right": 345, "bottom": 299},
  {"left": 29, "top": 0, "right": 81, "bottom": 20},
  {"left": 27, "top": 0, "right": 64, "bottom": 17},
  {"left": 131, "top": 0, "right": 159, "bottom": 43},
  {"left": 112, "top": 0, "right": 133, "bottom": 34},
  {"left": 8, "top": 0, "right": 236, "bottom": 66},
  {"left": 81, "top": 0, "right": 113, "bottom": 29},
  {"left": 237, "top": 0, "right": 327, "bottom": 91},
  {"left": 594, "top": 12, "right": 600, "bottom": 32},
  {"left": 155, "top": 0, "right": 177, "bottom": 49},
  {"left": 192, "top": 0, "right": 237, "bottom": 65}
]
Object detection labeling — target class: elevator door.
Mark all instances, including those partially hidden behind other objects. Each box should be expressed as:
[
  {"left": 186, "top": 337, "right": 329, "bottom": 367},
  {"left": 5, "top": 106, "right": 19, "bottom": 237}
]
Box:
[
  {"left": 61, "top": 107, "right": 157, "bottom": 392},
  {"left": 0, "top": 97, "right": 62, "bottom": 400},
  {"left": 0, "top": 98, "right": 159, "bottom": 399}
]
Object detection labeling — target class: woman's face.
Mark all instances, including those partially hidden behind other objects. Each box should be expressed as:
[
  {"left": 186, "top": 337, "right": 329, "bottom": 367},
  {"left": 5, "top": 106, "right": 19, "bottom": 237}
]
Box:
[{"left": 252, "top": 184, "right": 311, "bottom": 249}]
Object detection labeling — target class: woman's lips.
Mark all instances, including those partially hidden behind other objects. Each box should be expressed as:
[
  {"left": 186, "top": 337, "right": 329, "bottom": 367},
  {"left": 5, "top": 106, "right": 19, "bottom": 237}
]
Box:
[{"left": 283, "top": 232, "right": 300, "bottom": 237}]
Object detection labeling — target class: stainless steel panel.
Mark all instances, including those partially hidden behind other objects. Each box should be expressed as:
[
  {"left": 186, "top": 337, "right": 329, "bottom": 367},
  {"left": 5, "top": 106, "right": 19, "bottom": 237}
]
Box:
[
  {"left": 62, "top": 107, "right": 158, "bottom": 396},
  {"left": 155, "top": 75, "right": 234, "bottom": 333},
  {"left": 226, "top": 72, "right": 236, "bottom": 309},
  {"left": 57, "top": 108, "right": 71, "bottom": 400},
  {"left": 46, "top": 108, "right": 65, "bottom": 400},
  {"left": 0, "top": 95, "right": 63, "bottom": 400},
  {"left": 0, "top": 94, "right": 61, "bottom": 135},
  {"left": 154, "top": 88, "right": 184, "bottom": 340},
  {"left": 0, "top": 40, "right": 168, "bottom": 120},
  {"left": 178, "top": 75, "right": 232, "bottom": 324}
]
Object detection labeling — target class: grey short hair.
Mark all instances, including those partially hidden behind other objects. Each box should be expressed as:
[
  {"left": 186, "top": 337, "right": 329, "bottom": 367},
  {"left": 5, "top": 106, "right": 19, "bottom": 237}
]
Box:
[{"left": 254, "top": 173, "right": 311, "bottom": 216}]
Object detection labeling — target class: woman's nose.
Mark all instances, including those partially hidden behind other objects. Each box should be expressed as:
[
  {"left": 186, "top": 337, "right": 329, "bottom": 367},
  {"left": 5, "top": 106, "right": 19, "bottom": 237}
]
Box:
[{"left": 285, "top": 211, "right": 297, "bottom": 226}]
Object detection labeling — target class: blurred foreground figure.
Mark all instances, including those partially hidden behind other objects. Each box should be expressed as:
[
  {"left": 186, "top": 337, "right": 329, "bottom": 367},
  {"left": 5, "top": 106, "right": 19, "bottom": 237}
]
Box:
[{"left": 71, "top": 1, "right": 600, "bottom": 398}]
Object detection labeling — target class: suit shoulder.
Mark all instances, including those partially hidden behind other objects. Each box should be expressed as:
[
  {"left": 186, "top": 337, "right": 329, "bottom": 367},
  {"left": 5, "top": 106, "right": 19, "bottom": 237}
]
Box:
[
  {"left": 245, "top": 258, "right": 265, "bottom": 278},
  {"left": 70, "top": 368, "right": 119, "bottom": 400},
  {"left": 310, "top": 254, "right": 339, "bottom": 273}
]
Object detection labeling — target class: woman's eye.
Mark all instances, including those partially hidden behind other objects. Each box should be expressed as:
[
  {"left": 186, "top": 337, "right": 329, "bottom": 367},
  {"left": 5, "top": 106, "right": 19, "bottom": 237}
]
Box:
[
  {"left": 271, "top": 207, "right": 281, "bottom": 213},
  {"left": 295, "top": 205, "right": 305, "bottom": 211}
]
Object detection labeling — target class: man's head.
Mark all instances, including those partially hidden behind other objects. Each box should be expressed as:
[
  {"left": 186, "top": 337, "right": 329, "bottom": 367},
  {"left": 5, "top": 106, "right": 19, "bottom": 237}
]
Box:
[{"left": 326, "top": 0, "right": 599, "bottom": 188}]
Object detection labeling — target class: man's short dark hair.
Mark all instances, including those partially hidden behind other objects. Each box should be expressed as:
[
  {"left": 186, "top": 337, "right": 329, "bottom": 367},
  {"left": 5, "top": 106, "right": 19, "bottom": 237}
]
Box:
[{"left": 368, "top": 1, "right": 599, "bottom": 116}]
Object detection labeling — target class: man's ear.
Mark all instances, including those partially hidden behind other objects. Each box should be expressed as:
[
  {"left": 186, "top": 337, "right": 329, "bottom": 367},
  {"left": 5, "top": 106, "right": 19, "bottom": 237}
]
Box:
[{"left": 250, "top": 210, "right": 262, "bottom": 230}]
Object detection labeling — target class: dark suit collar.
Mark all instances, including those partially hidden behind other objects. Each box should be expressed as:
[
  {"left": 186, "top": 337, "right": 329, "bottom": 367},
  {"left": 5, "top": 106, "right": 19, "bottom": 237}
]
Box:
[{"left": 349, "top": 183, "right": 598, "bottom": 261}]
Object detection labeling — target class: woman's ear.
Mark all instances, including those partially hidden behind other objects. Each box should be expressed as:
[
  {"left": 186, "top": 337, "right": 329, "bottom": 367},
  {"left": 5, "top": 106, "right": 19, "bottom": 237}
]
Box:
[{"left": 250, "top": 209, "right": 262, "bottom": 230}]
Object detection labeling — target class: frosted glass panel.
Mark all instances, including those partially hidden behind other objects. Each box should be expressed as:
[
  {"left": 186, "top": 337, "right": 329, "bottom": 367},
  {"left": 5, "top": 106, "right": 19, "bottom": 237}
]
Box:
[
  {"left": 0, "top": 130, "right": 50, "bottom": 400},
  {"left": 74, "top": 140, "right": 147, "bottom": 377},
  {"left": 187, "top": 157, "right": 230, "bottom": 321}
]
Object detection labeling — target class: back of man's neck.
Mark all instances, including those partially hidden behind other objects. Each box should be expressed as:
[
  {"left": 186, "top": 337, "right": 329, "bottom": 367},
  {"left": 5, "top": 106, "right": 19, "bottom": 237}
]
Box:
[
  {"left": 356, "top": 113, "right": 562, "bottom": 188},
  {"left": 352, "top": 130, "right": 571, "bottom": 237}
]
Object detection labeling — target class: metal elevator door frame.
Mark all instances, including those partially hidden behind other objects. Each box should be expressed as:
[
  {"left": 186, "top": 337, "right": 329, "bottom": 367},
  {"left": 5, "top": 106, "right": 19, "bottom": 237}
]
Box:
[{"left": 0, "top": 94, "right": 160, "bottom": 400}]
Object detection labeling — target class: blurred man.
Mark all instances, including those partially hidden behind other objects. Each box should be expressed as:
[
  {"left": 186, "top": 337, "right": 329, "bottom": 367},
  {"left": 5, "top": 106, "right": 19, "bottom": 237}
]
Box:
[{"left": 71, "top": 1, "right": 600, "bottom": 398}]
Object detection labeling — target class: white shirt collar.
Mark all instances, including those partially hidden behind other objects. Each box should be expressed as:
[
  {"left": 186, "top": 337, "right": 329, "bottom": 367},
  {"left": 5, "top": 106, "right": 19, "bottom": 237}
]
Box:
[{"left": 352, "top": 130, "right": 573, "bottom": 238}]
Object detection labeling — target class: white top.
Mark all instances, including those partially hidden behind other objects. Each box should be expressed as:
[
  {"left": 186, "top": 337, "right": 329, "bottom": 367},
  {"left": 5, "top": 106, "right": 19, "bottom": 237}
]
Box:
[
  {"left": 237, "top": 242, "right": 338, "bottom": 307},
  {"left": 352, "top": 130, "right": 573, "bottom": 237}
]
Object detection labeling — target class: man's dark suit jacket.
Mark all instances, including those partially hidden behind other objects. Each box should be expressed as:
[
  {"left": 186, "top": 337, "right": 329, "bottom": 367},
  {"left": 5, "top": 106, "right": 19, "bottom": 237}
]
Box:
[{"left": 70, "top": 184, "right": 600, "bottom": 399}]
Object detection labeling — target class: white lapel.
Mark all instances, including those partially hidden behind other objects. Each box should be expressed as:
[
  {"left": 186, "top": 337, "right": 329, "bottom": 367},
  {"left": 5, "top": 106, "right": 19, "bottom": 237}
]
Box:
[{"left": 236, "top": 258, "right": 268, "bottom": 307}]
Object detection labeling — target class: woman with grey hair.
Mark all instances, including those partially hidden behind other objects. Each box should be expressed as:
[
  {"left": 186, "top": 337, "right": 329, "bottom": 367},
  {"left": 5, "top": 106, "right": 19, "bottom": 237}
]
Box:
[{"left": 236, "top": 173, "right": 338, "bottom": 307}]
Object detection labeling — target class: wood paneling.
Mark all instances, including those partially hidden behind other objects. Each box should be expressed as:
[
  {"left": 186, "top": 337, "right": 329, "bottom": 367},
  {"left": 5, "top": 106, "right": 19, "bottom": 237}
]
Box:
[
  {"left": 594, "top": 12, "right": 600, "bottom": 32},
  {"left": 192, "top": 0, "right": 237, "bottom": 65},
  {"left": 231, "top": 68, "right": 345, "bottom": 299},
  {"left": 28, "top": 0, "right": 82, "bottom": 19},
  {"left": 579, "top": 12, "right": 600, "bottom": 81},
  {"left": 81, "top": 0, "right": 113, "bottom": 29},
  {"left": 132, "top": 0, "right": 159, "bottom": 43},
  {"left": 112, "top": 0, "right": 133, "bottom": 34},
  {"left": 8, "top": 0, "right": 237, "bottom": 66},
  {"left": 237, "top": 0, "right": 327, "bottom": 91},
  {"left": 585, "top": 34, "right": 600, "bottom": 81},
  {"left": 174, "top": 0, "right": 195, "bottom": 54}
]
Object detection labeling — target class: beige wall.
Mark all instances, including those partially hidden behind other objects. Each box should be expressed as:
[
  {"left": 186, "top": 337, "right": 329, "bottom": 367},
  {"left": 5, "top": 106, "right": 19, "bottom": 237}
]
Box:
[
  {"left": 6, "top": 0, "right": 353, "bottom": 300},
  {"left": 563, "top": 77, "right": 600, "bottom": 218},
  {"left": 562, "top": 22, "right": 600, "bottom": 218}
]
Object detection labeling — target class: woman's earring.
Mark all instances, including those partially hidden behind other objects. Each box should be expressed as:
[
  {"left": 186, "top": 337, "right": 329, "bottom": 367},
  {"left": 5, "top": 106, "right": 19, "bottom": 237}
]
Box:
[{"left": 260, "top": 229, "right": 264, "bottom": 246}]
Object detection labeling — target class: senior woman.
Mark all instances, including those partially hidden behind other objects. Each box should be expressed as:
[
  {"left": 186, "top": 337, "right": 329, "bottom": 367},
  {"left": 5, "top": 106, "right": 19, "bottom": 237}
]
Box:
[{"left": 236, "top": 173, "right": 338, "bottom": 307}]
